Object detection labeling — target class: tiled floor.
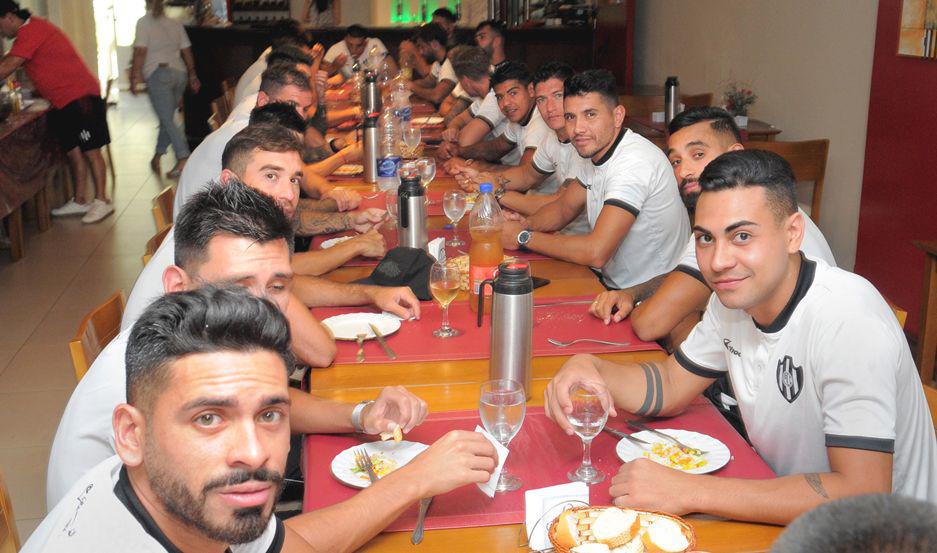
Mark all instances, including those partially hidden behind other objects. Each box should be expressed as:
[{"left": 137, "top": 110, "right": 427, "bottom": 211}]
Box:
[{"left": 0, "top": 93, "right": 172, "bottom": 542}]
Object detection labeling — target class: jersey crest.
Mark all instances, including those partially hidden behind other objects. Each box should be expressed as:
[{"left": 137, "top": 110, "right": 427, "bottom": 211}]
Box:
[{"left": 776, "top": 355, "right": 804, "bottom": 403}]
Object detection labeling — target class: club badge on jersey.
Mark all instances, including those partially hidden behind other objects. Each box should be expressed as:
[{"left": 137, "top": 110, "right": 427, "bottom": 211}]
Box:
[{"left": 776, "top": 355, "right": 804, "bottom": 403}]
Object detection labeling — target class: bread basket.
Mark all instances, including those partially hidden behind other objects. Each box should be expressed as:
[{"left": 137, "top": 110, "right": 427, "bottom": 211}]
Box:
[{"left": 547, "top": 506, "right": 697, "bottom": 553}]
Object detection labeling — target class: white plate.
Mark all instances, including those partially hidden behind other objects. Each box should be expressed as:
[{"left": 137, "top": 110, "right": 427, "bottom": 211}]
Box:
[
  {"left": 320, "top": 235, "right": 354, "bottom": 249},
  {"left": 413, "top": 115, "right": 444, "bottom": 125},
  {"left": 321, "top": 312, "right": 402, "bottom": 341},
  {"left": 615, "top": 429, "right": 730, "bottom": 475},
  {"left": 334, "top": 164, "right": 363, "bottom": 176},
  {"left": 331, "top": 440, "right": 429, "bottom": 488}
]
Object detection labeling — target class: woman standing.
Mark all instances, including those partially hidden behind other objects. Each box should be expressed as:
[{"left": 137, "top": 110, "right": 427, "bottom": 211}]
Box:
[{"left": 130, "top": 0, "right": 200, "bottom": 178}]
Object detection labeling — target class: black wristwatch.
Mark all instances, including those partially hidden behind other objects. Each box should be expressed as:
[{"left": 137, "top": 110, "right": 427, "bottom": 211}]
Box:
[{"left": 517, "top": 229, "right": 532, "bottom": 249}]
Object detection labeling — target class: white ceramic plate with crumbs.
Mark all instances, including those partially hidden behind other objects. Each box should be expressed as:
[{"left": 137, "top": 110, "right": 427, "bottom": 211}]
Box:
[
  {"left": 320, "top": 235, "right": 355, "bottom": 249},
  {"left": 331, "top": 440, "right": 429, "bottom": 488},
  {"left": 334, "top": 164, "right": 364, "bottom": 176},
  {"left": 321, "top": 312, "right": 401, "bottom": 341},
  {"left": 413, "top": 115, "right": 444, "bottom": 126},
  {"left": 615, "top": 429, "right": 730, "bottom": 475}
]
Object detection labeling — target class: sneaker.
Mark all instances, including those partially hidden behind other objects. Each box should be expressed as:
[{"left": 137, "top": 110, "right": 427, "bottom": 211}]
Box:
[
  {"left": 81, "top": 199, "right": 115, "bottom": 224},
  {"left": 51, "top": 199, "right": 91, "bottom": 217}
]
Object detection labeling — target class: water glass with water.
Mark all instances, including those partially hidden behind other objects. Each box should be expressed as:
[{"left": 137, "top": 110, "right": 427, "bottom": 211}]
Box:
[
  {"left": 566, "top": 381, "right": 609, "bottom": 484},
  {"left": 479, "top": 379, "right": 526, "bottom": 492}
]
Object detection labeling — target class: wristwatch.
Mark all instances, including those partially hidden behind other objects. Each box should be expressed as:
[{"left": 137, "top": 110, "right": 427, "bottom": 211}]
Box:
[
  {"left": 351, "top": 400, "right": 374, "bottom": 433},
  {"left": 517, "top": 229, "right": 532, "bottom": 249},
  {"left": 494, "top": 186, "right": 507, "bottom": 202}
]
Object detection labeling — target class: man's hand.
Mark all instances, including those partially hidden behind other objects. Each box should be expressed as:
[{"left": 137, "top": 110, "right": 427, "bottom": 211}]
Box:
[
  {"left": 502, "top": 209, "right": 526, "bottom": 223},
  {"left": 443, "top": 157, "right": 471, "bottom": 174},
  {"left": 500, "top": 219, "right": 525, "bottom": 249},
  {"left": 349, "top": 208, "right": 386, "bottom": 232},
  {"left": 589, "top": 290, "right": 635, "bottom": 325},
  {"left": 325, "top": 188, "right": 362, "bottom": 211},
  {"left": 610, "top": 459, "right": 695, "bottom": 515},
  {"left": 441, "top": 127, "right": 460, "bottom": 143},
  {"left": 315, "top": 69, "right": 329, "bottom": 98},
  {"left": 188, "top": 73, "right": 201, "bottom": 94},
  {"left": 437, "top": 140, "right": 460, "bottom": 160},
  {"left": 311, "top": 43, "right": 325, "bottom": 62},
  {"left": 399, "top": 430, "right": 498, "bottom": 498},
  {"left": 361, "top": 386, "right": 429, "bottom": 434},
  {"left": 129, "top": 77, "right": 140, "bottom": 96},
  {"left": 544, "top": 354, "right": 618, "bottom": 435},
  {"left": 333, "top": 53, "right": 348, "bottom": 68},
  {"left": 366, "top": 286, "right": 422, "bottom": 320},
  {"left": 339, "top": 142, "right": 363, "bottom": 164},
  {"left": 350, "top": 228, "right": 386, "bottom": 258}
]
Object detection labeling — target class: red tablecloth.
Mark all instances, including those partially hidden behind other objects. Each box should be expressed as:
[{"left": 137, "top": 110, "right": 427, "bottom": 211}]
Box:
[
  {"left": 302, "top": 401, "right": 775, "bottom": 532},
  {"left": 311, "top": 295, "right": 661, "bottom": 365}
]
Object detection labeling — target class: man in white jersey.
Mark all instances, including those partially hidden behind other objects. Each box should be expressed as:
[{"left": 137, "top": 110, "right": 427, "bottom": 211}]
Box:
[
  {"left": 545, "top": 149, "right": 937, "bottom": 524},
  {"left": 323, "top": 24, "right": 396, "bottom": 80},
  {"left": 403, "top": 23, "right": 457, "bottom": 105},
  {"left": 47, "top": 179, "right": 421, "bottom": 510},
  {"left": 498, "top": 69, "right": 689, "bottom": 290},
  {"left": 30, "top": 285, "right": 497, "bottom": 552},
  {"left": 590, "top": 107, "right": 835, "bottom": 345}
]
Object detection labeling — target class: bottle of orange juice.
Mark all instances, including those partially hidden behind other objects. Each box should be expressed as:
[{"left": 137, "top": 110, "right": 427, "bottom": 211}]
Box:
[{"left": 469, "top": 183, "right": 504, "bottom": 314}]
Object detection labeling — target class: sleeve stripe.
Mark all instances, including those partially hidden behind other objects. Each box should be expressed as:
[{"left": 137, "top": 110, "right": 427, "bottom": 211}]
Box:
[
  {"left": 673, "top": 265, "right": 709, "bottom": 287},
  {"left": 474, "top": 115, "right": 495, "bottom": 129},
  {"left": 825, "top": 434, "right": 895, "bottom": 454},
  {"left": 532, "top": 160, "right": 555, "bottom": 175},
  {"left": 674, "top": 348, "right": 724, "bottom": 379},
  {"left": 603, "top": 199, "right": 640, "bottom": 217}
]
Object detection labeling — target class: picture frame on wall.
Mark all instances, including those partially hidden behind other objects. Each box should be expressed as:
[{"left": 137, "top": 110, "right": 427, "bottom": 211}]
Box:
[{"left": 898, "top": 0, "right": 937, "bottom": 59}]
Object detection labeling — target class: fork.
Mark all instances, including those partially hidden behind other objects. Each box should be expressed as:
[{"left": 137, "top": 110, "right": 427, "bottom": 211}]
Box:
[
  {"left": 547, "top": 338, "right": 632, "bottom": 347},
  {"left": 356, "top": 333, "right": 366, "bottom": 363},
  {"left": 361, "top": 193, "right": 380, "bottom": 200},
  {"left": 353, "top": 448, "right": 379, "bottom": 484},
  {"left": 627, "top": 421, "right": 708, "bottom": 456}
]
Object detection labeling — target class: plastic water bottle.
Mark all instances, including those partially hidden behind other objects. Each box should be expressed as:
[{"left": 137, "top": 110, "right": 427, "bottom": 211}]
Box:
[
  {"left": 377, "top": 107, "right": 401, "bottom": 191},
  {"left": 394, "top": 86, "right": 412, "bottom": 126},
  {"left": 468, "top": 183, "right": 505, "bottom": 314}
]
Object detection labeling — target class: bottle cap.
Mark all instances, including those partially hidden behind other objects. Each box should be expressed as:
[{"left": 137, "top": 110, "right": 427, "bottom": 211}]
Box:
[{"left": 479, "top": 183, "right": 493, "bottom": 193}]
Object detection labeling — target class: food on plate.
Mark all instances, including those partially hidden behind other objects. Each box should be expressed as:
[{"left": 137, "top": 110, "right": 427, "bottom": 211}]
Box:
[
  {"left": 350, "top": 452, "right": 398, "bottom": 481},
  {"left": 592, "top": 508, "right": 640, "bottom": 547},
  {"left": 642, "top": 442, "right": 707, "bottom": 471},
  {"left": 380, "top": 426, "right": 403, "bottom": 442},
  {"left": 549, "top": 507, "right": 695, "bottom": 553},
  {"left": 333, "top": 164, "right": 364, "bottom": 176},
  {"left": 642, "top": 517, "right": 691, "bottom": 553}
]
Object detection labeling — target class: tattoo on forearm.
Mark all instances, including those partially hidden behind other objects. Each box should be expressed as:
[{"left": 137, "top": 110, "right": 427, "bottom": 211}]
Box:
[
  {"left": 631, "top": 274, "right": 668, "bottom": 304},
  {"left": 635, "top": 362, "right": 663, "bottom": 416},
  {"left": 296, "top": 211, "right": 350, "bottom": 236},
  {"left": 804, "top": 473, "right": 829, "bottom": 498}
]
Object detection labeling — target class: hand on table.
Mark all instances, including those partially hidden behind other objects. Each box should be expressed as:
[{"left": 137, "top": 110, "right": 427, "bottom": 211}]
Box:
[
  {"left": 349, "top": 208, "right": 386, "bottom": 232},
  {"left": 443, "top": 157, "right": 471, "bottom": 174},
  {"left": 500, "top": 219, "right": 525, "bottom": 249},
  {"left": 437, "top": 140, "right": 460, "bottom": 160},
  {"left": 361, "top": 385, "right": 429, "bottom": 434},
  {"left": 544, "top": 354, "right": 618, "bottom": 436},
  {"left": 350, "top": 228, "right": 386, "bottom": 258},
  {"left": 610, "top": 458, "right": 695, "bottom": 515},
  {"left": 366, "top": 285, "right": 421, "bottom": 320},
  {"left": 399, "top": 430, "right": 498, "bottom": 498},
  {"left": 325, "top": 188, "right": 362, "bottom": 211},
  {"left": 440, "top": 127, "right": 460, "bottom": 143},
  {"left": 501, "top": 209, "right": 525, "bottom": 222},
  {"left": 589, "top": 290, "right": 635, "bottom": 325}
]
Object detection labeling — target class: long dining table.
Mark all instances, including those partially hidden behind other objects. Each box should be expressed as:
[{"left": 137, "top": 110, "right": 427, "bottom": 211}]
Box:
[{"left": 302, "top": 146, "right": 784, "bottom": 551}]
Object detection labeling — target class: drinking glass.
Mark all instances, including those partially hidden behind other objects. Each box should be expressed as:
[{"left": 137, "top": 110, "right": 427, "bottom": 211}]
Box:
[
  {"left": 385, "top": 185, "right": 399, "bottom": 223},
  {"left": 479, "top": 379, "right": 526, "bottom": 492},
  {"left": 443, "top": 190, "right": 467, "bottom": 247},
  {"left": 417, "top": 157, "right": 437, "bottom": 204},
  {"left": 429, "top": 261, "right": 461, "bottom": 338},
  {"left": 402, "top": 125, "right": 422, "bottom": 158},
  {"left": 566, "top": 381, "right": 610, "bottom": 484}
]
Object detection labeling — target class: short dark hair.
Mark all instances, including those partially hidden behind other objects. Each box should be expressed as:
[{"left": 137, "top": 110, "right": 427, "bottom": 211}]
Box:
[
  {"left": 0, "top": 0, "right": 29, "bottom": 19},
  {"left": 346, "top": 24, "right": 367, "bottom": 39},
  {"left": 259, "top": 63, "right": 312, "bottom": 96},
  {"left": 491, "top": 60, "right": 531, "bottom": 89},
  {"left": 532, "top": 61, "right": 574, "bottom": 88},
  {"left": 248, "top": 102, "right": 307, "bottom": 133},
  {"left": 266, "top": 45, "right": 313, "bottom": 67},
  {"left": 223, "top": 122, "right": 304, "bottom": 175},
  {"left": 126, "top": 286, "right": 294, "bottom": 413},
  {"left": 269, "top": 18, "right": 306, "bottom": 47},
  {"left": 476, "top": 19, "right": 505, "bottom": 37},
  {"left": 432, "top": 7, "right": 457, "bottom": 23},
  {"left": 415, "top": 23, "right": 448, "bottom": 48},
  {"left": 698, "top": 150, "right": 798, "bottom": 221},
  {"left": 668, "top": 106, "right": 742, "bottom": 143},
  {"left": 174, "top": 180, "right": 294, "bottom": 270},
  {"left": 771, "top": 494, "right": 937, "bottom": 553},
  {"left": 450, "top": 46, "right": 490, "bottom": 81},
  {"left": 564, "top": 69, "right": 618, "bottom": 106}
]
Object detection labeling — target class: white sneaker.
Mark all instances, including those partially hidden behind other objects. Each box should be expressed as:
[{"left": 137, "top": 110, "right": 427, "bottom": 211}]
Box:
[
  {"left": 81, "top": 199, "right": 115, "bottom": 224},
  {"left": 51, "top": 199, "right": 91, "bottom": 217}
]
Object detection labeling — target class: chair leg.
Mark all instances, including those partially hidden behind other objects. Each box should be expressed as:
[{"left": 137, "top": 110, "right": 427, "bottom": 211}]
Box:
[
  {"left": 34, "top": 184, "right": 51, "bottom": 232},
  {"left": 5, "top": 206, "right": 24, "bottom": 261}
]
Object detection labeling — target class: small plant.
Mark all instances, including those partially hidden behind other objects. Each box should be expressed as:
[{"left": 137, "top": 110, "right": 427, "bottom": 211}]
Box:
[{"left": 723, "top": 83, "right": 757, "bottom": 117}]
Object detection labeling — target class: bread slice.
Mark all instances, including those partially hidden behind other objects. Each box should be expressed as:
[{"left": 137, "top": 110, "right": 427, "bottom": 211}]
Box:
[
  {"left": 611, "top": 534, "right": 646, "bottom": 553},
  {"left": 553, "top": 509, "right": 585, "bottom": 550},
  {"left": 572, "top": 544, "right": 611, "bottom": 553},
  {"left": 379, "top": 426, "right": 403, "bottom": 442},
  {"left": 592, "top": 508, "right": 640, "bottom": 548},
  {"left": 641, "top": 517, "right": 690, "bottom": 553}
]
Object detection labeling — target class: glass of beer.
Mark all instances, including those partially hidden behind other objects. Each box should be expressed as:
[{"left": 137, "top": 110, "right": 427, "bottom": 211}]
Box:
[{"left": 430, "top": 260, "right": 461, "bottom": 338}]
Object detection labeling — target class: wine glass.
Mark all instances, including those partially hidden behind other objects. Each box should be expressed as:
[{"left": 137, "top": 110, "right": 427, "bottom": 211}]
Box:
[
  {"left": 401, "top": 125, "right": 421, "bottom": 158},
  {"left": 443, "top": 190, "right": 467, "bottom": 247},
  {"left": 479, "top": 379, "right": 526, "bottom": 492},
  {"left": 416, "top": 157, "right": 436, "bottom": 204},
  {"left": 385, "top": 185, "right": 398, "bottom": 223},
  {"left": 566, "top": 381, "right": 610, "bottom": 484},
  {"left": 429, "top": 261, "right": 461, "bottom": 338}
]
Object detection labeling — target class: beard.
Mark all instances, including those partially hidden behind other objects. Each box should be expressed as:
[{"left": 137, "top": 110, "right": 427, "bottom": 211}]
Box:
[
  {"left": 144, "top": 446, "right": 284, "bottom": 545},
  {"left": 681, "top": 179, "right": 700, "bottom": 216}
]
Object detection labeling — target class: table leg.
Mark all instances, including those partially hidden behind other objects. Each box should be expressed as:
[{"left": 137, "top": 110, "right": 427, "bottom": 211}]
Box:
[
  {"left": 35, "top": 184, "right": 51, "bottom": 233},
  {"left": 916, "top": 253, "right": 937, "bottom": 386},
  {"left": 5, "top": 206, "right": 24, "bottom": 261}
]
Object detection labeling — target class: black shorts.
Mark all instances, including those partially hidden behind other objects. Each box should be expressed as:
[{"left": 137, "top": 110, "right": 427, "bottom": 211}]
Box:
[{"left": 48, "top": 95, "right": 111, "bottom": 152}]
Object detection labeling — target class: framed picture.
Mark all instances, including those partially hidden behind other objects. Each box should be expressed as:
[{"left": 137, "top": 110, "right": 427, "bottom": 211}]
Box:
[{"left": 899, "top": 0, "right": 937, "bottom": 59}]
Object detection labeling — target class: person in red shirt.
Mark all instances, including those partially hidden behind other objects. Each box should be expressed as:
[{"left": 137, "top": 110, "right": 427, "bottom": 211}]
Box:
[{"left": 0, "top": 0, "right": 114, "bottom": 224}]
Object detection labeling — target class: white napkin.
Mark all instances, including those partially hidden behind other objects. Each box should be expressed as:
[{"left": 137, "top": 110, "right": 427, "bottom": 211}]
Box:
[
  {"left": 474, "top": 425, "right": 509, "bottom": 498},
  {"left": 524, "top": 482, "right": 590, "bottom": 551},
  {"left": 427, "top": 237, "right": 446, "bottom": 262}
]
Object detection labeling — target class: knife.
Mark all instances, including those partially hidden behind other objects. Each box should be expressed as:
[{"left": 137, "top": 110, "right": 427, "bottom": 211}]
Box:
[
  {"left": 602, "top": 426, "right": 652, "bottom": 449},
  {"left": 368, "top": 323, "right": 398, "bottom": 360},
  {"left": 411, "top": 496, "right": 433, "bottom": 544}
]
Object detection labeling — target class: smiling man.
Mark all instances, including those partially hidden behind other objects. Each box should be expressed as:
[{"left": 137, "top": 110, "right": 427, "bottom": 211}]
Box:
[{"left": 544, "top": 150, "right": 937, "bottom": 524}]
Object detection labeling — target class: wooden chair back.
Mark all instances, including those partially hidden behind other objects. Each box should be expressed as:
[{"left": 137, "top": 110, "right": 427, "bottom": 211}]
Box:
[
  {"left": 887, "top": 299, "right": 908, "bottom": 329},
  {"left": 142, "top": 224, "right": 172, "bottom": 266},
  {"left": 924, "top": 384, "right": 937, "bottom": 436},
  {"left": 745, "top": 140, "right": 829, "bottom": 223},
  {"left": 152, "top": 185, "right": 175, "bottom": 233},
  {"left": 618, "top": 93, "right": 714, "bottom": 118},
  {"left": 209, "top": 94, "right": 231, "bottom": 129},
  {"left": 68, "top": 291, "right": 125, "bottom": 382},
  {"left": 0, "top": 469, "right": 18, "bottom": 553},
  {"left": 222, "top": 78, "right": 237, "bottom": 108}
]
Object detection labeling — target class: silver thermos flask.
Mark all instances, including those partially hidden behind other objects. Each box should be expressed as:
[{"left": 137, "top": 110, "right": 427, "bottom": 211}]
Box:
[
  {"left": 664, "top": 76, "right": 680, "bottom": 125},
  {"left": 362, "top": 113, "right": 378, "bottom": 184},
  {"left": 363, "top": 70, "right": 381, "bottom": 115},
  {"left": 477, "top": 261, "right": 533, "bottom": 398},
  {"left": 397, "top": 168, "right": 428, "bottom": 250}
]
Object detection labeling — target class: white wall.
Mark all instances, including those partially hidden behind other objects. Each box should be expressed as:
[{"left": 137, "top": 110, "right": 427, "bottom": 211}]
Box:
[{"left": 633, "top": 0, "right": 879, "bottom": 269}]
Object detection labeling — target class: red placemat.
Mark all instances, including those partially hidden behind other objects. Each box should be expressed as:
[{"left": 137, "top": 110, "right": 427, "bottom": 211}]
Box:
[
  {"left": 312, "top": 296, "right": 661, "bottom": 365},
  {"left": 302, "top": 401, "right": 774, "bottom": 531}
]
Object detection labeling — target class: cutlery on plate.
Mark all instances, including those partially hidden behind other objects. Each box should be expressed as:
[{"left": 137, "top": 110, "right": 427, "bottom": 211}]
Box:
[
  {"left": 547, "top": 338, "right": 632, "bottom": 348},
  {"left": 369, "top": 323, "right": 398, "bottom": 360},
  {"left": 356, "top": 333, "right": 366, "bottom": 363},
  {"left": 353, "top": 448, "right": 379, "bottom": 484},
  {"left": 411, "top": 496, "right": 433, "bottom": 544},
  {"left": 626, "top": 421, "right": 707, "bottom": 456},
  {"left": 602, "top": 426, "right": 652, "bottom": 450}
]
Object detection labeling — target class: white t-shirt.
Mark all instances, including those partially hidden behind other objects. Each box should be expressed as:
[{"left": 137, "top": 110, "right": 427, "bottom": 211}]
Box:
[
  {"left": 29, "top": 456, "right": 283, "bottom": 553},
  {"left": 122, "top": 228, "right": 174, "bottom": 332},
  {"left": 531, "top": 132, "right": 590, "bottom": 235},
  {"left": 133, "top": 14, "right": 190, "bottom": 79},
  {"left": 674, "top": 208, "right": 837, "bottom": 283},
  {"left": 323, "top": 37, "right": 388, "bottom": 78},
  {"left": 676, "top": 256, "right": 937, "bottom": 502},
  {"left": 575, "top": 128, "right": 690, "bottom": 289},
  {"left": 431, "top": 58, "right": 458, "bottom": 84},
  {"left": 468, "top": 89, "right": 519, "bottom": 165},
  {"left": 234, "top": 47, "right": 271, "bottom": 105}
]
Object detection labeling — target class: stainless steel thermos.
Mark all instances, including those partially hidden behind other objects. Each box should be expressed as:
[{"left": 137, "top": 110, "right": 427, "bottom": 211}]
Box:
[
  {"left": 397, "top": 167, "right": 428, "bottom": 250},
  {"left": 477, "top": 261, "right": 533, "bottom": 397},
  {"left": 362, "top": 113, "right": 378, "bottom": 184},
  {"left": 664, "top": 75, "right": 680, "bottom": 125},
  {"left": 363, "top": 70, "right": 381, "bottom": 114}
]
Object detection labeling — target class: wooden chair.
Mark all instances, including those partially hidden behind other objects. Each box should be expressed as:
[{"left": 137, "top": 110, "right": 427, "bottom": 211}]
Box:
[
  {"left": 618, "top": 92, "right": 714, "bottom": 118},
  {"left": 924, "top": 384, "right": 937, "bottom": 435},
  {"left": 210, "top": 94, "right": 231, "bottom": 129},
  {"left": 68, "top": 291, "right": 125, "bottom": 382},
  {"left": 221, "top": 77, "right": 237, "bottom": 109},
  {"left": 888, "top": 299, "right": 908, "bottom": 329},
  {"left": 0, "top": 468, "right": 18, "bottom": 553},
  {"left": 745, "top": 139, "right": 829, "bottom": 223},
  {"left": 152, "top": 185, "right": 175, "bottom": 233},
  {"left": 142, "top": 224, "right": 172, "bottom": 266}
]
